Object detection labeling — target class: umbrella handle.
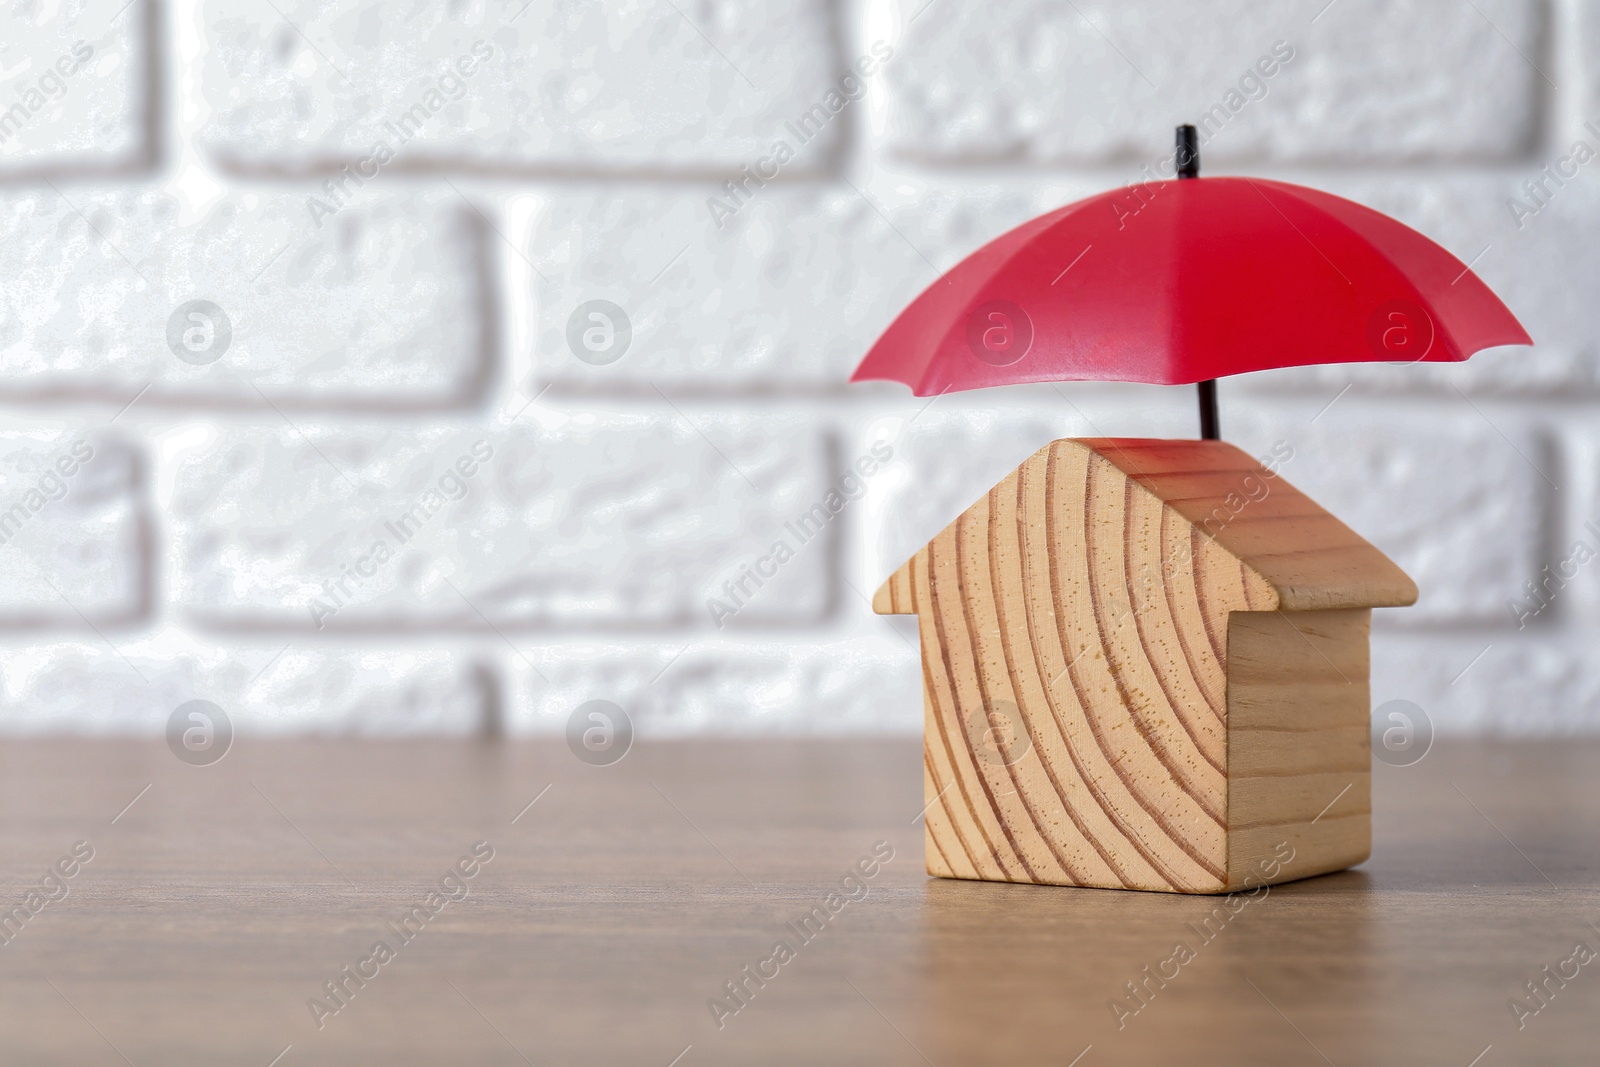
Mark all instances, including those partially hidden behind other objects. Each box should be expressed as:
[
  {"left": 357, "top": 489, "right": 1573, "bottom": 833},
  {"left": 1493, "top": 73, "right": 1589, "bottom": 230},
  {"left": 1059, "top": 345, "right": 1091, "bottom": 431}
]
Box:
[
  {"left": 1176, "top": 123, "right": 1219, "bottom": 440},
  {"left": 1197, "top": 379, "right": 1220, "bottom": 441}
]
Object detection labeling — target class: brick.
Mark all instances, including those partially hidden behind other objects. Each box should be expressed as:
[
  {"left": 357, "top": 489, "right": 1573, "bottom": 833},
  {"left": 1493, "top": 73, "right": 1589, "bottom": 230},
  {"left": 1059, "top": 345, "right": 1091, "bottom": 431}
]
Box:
[
  {"left": 884, "top": 0, "right": 1542, "bottom": 165},
  {"left": 511, "top": 636, "right": 919, "bottom": 736},
  {"left": 531, "top": 178, "right": 1099, "bottom": 391},
  {"left": 1370, "top": 631, "right": 1600, "bottom": 736},
  {"left": 0, "top": 0, "right": 150, "bottom": 175},
  {"left": 168, "top": 416, "right": 831, "bottom": 629},
  {"left": 0, "top": 431, "right": 145, "bottom": 625},
  {"left": 532, "top": 187, "right": 925, "bottom": 390},
  {"left": 1231, "top": 408, "right": 1546, "bottom": 625},
  {"left": 0, "top": 188, "right": 489, "bottom": 407},
  {"left": 0, "top": 639, "right": 491, "bottom": 733},
  {"left": 197, "top": 0, "right": 841, "bottom": 172}
]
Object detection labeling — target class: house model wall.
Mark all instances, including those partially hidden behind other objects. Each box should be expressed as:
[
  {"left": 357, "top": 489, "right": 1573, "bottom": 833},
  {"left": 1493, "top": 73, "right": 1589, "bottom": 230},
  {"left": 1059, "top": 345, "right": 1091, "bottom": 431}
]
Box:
[{"left": 873, "top": 437, "right": 1417, "bottom": 894}]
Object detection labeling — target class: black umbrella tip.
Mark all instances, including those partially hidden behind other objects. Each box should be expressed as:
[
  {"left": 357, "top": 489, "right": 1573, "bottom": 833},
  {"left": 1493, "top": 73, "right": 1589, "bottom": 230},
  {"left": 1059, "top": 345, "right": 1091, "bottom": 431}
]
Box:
[{"left": 1175, "top": 124, "right": 1199, "bottom": 179}]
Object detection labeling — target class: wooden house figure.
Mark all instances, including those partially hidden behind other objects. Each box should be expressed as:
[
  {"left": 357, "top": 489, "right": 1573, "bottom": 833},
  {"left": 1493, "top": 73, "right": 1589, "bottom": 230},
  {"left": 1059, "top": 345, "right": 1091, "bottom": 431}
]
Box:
[{"left": 873, "top": 437, "right": 1417, "bottom": 894}]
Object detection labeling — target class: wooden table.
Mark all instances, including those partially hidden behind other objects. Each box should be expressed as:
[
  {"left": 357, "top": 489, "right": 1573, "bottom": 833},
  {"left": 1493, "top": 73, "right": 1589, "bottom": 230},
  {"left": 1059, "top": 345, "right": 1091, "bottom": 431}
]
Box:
[{"left": 0, "top": 737, "right": 1594, "bottom": 1065}]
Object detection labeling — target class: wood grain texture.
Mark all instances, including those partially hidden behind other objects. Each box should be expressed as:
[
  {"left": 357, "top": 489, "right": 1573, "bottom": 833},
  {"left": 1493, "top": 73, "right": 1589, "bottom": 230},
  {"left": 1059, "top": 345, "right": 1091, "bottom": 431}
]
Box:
[
  {"left": 0, "top": 738, "right": 1596, "bottom": 1066},
  {"left": 875, "top": 438, "right": 1414, "bottom": 894},
  {"left": 1225, "top": 608, "right": 1372, "bottom": 890},
  {"left": 1087, "top": 438, "right": 1418, "bottom": 611}
]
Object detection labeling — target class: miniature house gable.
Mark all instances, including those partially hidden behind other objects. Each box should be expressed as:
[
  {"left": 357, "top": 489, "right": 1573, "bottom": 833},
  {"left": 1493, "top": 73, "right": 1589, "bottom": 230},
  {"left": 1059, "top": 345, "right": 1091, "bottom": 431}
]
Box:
[{"left": 873, "top": 437, "right": 1416, "bottom": 894}]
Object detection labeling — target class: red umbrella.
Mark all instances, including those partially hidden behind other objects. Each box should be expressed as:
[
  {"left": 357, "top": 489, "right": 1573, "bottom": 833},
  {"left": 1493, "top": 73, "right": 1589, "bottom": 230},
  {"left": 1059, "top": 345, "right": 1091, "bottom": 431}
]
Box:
[{"left": 851, "top": 127, "right": 1531, "bottom": 438}]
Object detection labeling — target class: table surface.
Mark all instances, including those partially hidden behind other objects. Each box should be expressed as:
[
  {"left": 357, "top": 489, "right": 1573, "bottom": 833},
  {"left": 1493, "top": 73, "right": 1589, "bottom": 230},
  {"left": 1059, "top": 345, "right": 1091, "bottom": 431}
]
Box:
[{"left": 0, "top": 737, "right": 1594, "bottom": 1066}]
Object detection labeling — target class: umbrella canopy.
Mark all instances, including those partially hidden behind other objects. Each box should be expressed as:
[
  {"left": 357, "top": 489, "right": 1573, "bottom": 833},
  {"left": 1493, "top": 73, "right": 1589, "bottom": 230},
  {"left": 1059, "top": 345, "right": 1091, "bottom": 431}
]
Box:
[{"left": 851, "top": 175, "right": 1530, "bottom": 398}]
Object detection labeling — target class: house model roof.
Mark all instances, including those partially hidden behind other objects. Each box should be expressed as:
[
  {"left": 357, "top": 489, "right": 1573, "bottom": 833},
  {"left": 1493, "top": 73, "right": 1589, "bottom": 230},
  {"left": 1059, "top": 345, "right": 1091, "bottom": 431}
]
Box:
[{"left": 875, "top": 437, "right": 1417, "bottom": 616}]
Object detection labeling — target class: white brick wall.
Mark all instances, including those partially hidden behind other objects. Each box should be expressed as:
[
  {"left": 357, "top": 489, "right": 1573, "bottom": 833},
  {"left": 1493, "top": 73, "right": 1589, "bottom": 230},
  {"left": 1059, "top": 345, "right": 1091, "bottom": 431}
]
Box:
[
  {"left": 0, "top": 0, "right": 151, "bottom": 175},
  {"left": 0, "top": 0, "right": 1592, "bottom": 738},
  {"left": 884, "top": 0, "right": 1544, "bottom": 164},
  {"left": 0, "top": 189, "right": 490, "bottom": 403}
]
